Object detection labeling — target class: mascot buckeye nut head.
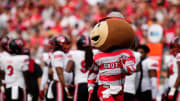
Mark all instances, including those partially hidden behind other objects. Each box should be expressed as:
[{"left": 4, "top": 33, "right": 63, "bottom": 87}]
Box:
[{"left": 90, "top": 12, "right": 135, "bottom": 52}]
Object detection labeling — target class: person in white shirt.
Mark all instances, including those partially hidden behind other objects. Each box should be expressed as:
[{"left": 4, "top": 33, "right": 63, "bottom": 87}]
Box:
[
  {"left": 0, "top": 36, "right": 11, "bottom": 101},
  {"left": 46, "top": 35, "right": 72, "bottom": 101},
  {"left": 66, "top": 35, "right": 93, "bottom": 101},
  {"left": 136, "top": 45, "right": 158, "bottom": 101},
  {"left": 39, "top": 39, "right": 53, "bottom": 100},
  {"left": 0, "top": 38, "right": 29, "bottom": 101},
  {"left": 167, "top": 37, "right": 180, "bottom": 101}
]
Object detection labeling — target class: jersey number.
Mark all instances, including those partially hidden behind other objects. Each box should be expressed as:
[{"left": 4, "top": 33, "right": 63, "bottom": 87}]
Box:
[
  {"left": 80, "top": 60, "right": 88, "bottom": 73},
  {"left": 7, "top": 65, "right": 14, "bottom": 76}
]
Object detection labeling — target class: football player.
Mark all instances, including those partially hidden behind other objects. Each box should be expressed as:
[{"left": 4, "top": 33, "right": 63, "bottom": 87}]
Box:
[
  {"left": 0, "top": 36, "right": 11, "bottom": 101},
  {"left": 46, "top": 35, "right": 72, "bottom": 101},
  {"left": 39, "top": 39, "right": 53, "bottom": 100},
  {"left": 167, "top": 37, "right": 180, "bottom": 101},
  {"left": 66, "top": 34, "right": 92, "bottom": 101},
  {"left": 0, "top": 38, "right": 29, "bottom": 101}
]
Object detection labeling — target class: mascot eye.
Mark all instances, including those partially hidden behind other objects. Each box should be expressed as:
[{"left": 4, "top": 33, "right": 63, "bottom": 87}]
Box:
[
  {"left": 97, "top": 23, "right": 101, "bottom": 27},
  {"left": 92, "top": 36, "right": 100, "bottom": 41}
]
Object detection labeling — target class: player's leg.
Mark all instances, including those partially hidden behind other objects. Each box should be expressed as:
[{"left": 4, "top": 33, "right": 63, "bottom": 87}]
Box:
[
  {"left": 140, "top": 90, "right": 152, "bottom": 101},
  {"left": 21, "top": 88, "right": 27, "bottom": 101},
  {"left": 124, "top": 92, "right": 135, "bottom": 101},
  {"left": 73, "top": 84, "right": 78, "bottom": 101},
  {"left": 5, "top": 88, "right": 11, "bottom": 101},
  {"left": 5, "top": 87, "right": 25, "bottom": 101},
  {"left": 74, "top": 83, "right": 88, "bottom": 101},
  {"left": 52, "top": 82, "right": 64, "bottom": 101}
]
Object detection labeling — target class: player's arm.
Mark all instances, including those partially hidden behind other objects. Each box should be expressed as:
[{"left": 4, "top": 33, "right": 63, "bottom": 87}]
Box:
[
  {"left": 66, "top": 60, "right": 75, "bottom": 73},
  {"left": 56, "top": 66, "right": 72, "bottom": 98},
  {"left": 174, "top": 61, "right": 180, "bottom": 88},
  {"left": 56, "top": 67, "right": 66, "bottom": 87},
  {"left": 0, "top": 69, "right": 5, "bottom": 86},
  {"left": 148, "top": 61, "right": 158, "bottom": 101},
  {"left": 163, "top": 63, "right": 171, "bottom": 93},
  {"left": 53, "top": 52, "right": 71, "bottom": 97}
]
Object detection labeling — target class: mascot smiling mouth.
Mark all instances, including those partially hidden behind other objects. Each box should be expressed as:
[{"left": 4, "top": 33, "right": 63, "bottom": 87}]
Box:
[{"left": 92, "top": 36, "right": 99, "bottom": 41}]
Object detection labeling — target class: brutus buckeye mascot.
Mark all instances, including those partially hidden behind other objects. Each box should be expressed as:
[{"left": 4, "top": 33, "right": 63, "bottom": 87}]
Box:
[{"left": 88, "top": 12, "right": 136, "bottom": 101}]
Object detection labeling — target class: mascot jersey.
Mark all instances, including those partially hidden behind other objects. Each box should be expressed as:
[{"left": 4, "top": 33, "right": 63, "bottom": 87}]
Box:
[{"left": 88, "top": 49, "right": 136, "bottom": 90}]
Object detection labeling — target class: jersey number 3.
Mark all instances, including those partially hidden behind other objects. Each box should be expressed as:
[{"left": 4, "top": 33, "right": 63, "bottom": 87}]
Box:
[{"left": 7, "top": 65, "right": 14, "bottom": 76}]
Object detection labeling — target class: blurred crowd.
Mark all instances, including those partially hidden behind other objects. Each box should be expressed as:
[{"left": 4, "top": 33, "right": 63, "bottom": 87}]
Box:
[{"left": 0, "top": 0, "right": 179, "bottom": 66}]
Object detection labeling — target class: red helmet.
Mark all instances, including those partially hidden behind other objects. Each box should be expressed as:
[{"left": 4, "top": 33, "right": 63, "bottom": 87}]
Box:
[
  {"left": 0, "top": 36, "right": 10, "bottom": 51},
  {"left": 52, "top": 35, "right": 71, "bottom": 53},
  {"left": 9, "top": 38, "right": 25, "bottom": 54},
  {"left": 77, "top": 34, "right": 91, "bottom": 50},
  {"left": 169, "top": 37, "right": 180, "bottom": 56}
]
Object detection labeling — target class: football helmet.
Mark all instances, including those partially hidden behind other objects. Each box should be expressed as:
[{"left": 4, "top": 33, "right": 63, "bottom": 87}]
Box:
[
  {"left": 0, "top": 36, "right": 10, "bottom": 51},
  {"left": 9, "top": 38, "right": 25, "bottom": 54},
  {"left": 77, "top": 35, "right": 90, "bottom": 50},
  {"left": 53, "top": 35, "right": 71, "bottom": 53},
  {"left": 169, "top": 37, "right": 180, "bottom": 56}
]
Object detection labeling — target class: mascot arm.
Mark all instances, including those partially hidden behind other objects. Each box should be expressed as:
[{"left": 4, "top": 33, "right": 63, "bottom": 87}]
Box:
[
  {"left": 88, "top": 63, "right": 99, "bottom": 91},
  {"left": 122, "top": 56, "right": 136, "bottom": 75}
]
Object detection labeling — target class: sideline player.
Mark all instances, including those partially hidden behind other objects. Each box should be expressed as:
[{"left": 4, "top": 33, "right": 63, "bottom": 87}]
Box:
[
  {"left": 0, "top": 38, "right": 29, "bottom": 101},
  {"left": 167, "top": 37, "right": 180, "bottom": 101},
  {"left": 0, "top": 36, "right": 11, "bottom": 101},
  {"left": 136, "top": 45, "right": 158, "bottom": 101},
  {"left": 66, "top": 35, "right": 92, "bottom": 101},
  {"left": 46, "top": 35, "right": 72, "bottom": 101}
]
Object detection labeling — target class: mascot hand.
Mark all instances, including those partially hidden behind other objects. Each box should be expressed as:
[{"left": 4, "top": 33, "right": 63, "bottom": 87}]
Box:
[
  {"left": 88, "top": 89, "right": 93, "bottom": 101},
  {"left": 168, "top": 87, "right": 176, "bottom": 100}
]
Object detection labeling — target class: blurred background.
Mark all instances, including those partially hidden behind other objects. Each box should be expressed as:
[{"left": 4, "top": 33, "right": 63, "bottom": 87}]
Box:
[{"left": 0, "top": 0, "right": 179, "bottom": 99}]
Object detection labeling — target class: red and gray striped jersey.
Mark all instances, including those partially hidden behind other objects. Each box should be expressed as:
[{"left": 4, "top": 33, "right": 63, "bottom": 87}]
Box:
[{"left": 88, "top": 49, "right": 136, "bottom": 89}]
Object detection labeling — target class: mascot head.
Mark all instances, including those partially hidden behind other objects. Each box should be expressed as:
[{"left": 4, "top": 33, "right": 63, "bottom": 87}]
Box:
[{"left": 90, "top": 12, "right": 135, "bottom": 52}]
